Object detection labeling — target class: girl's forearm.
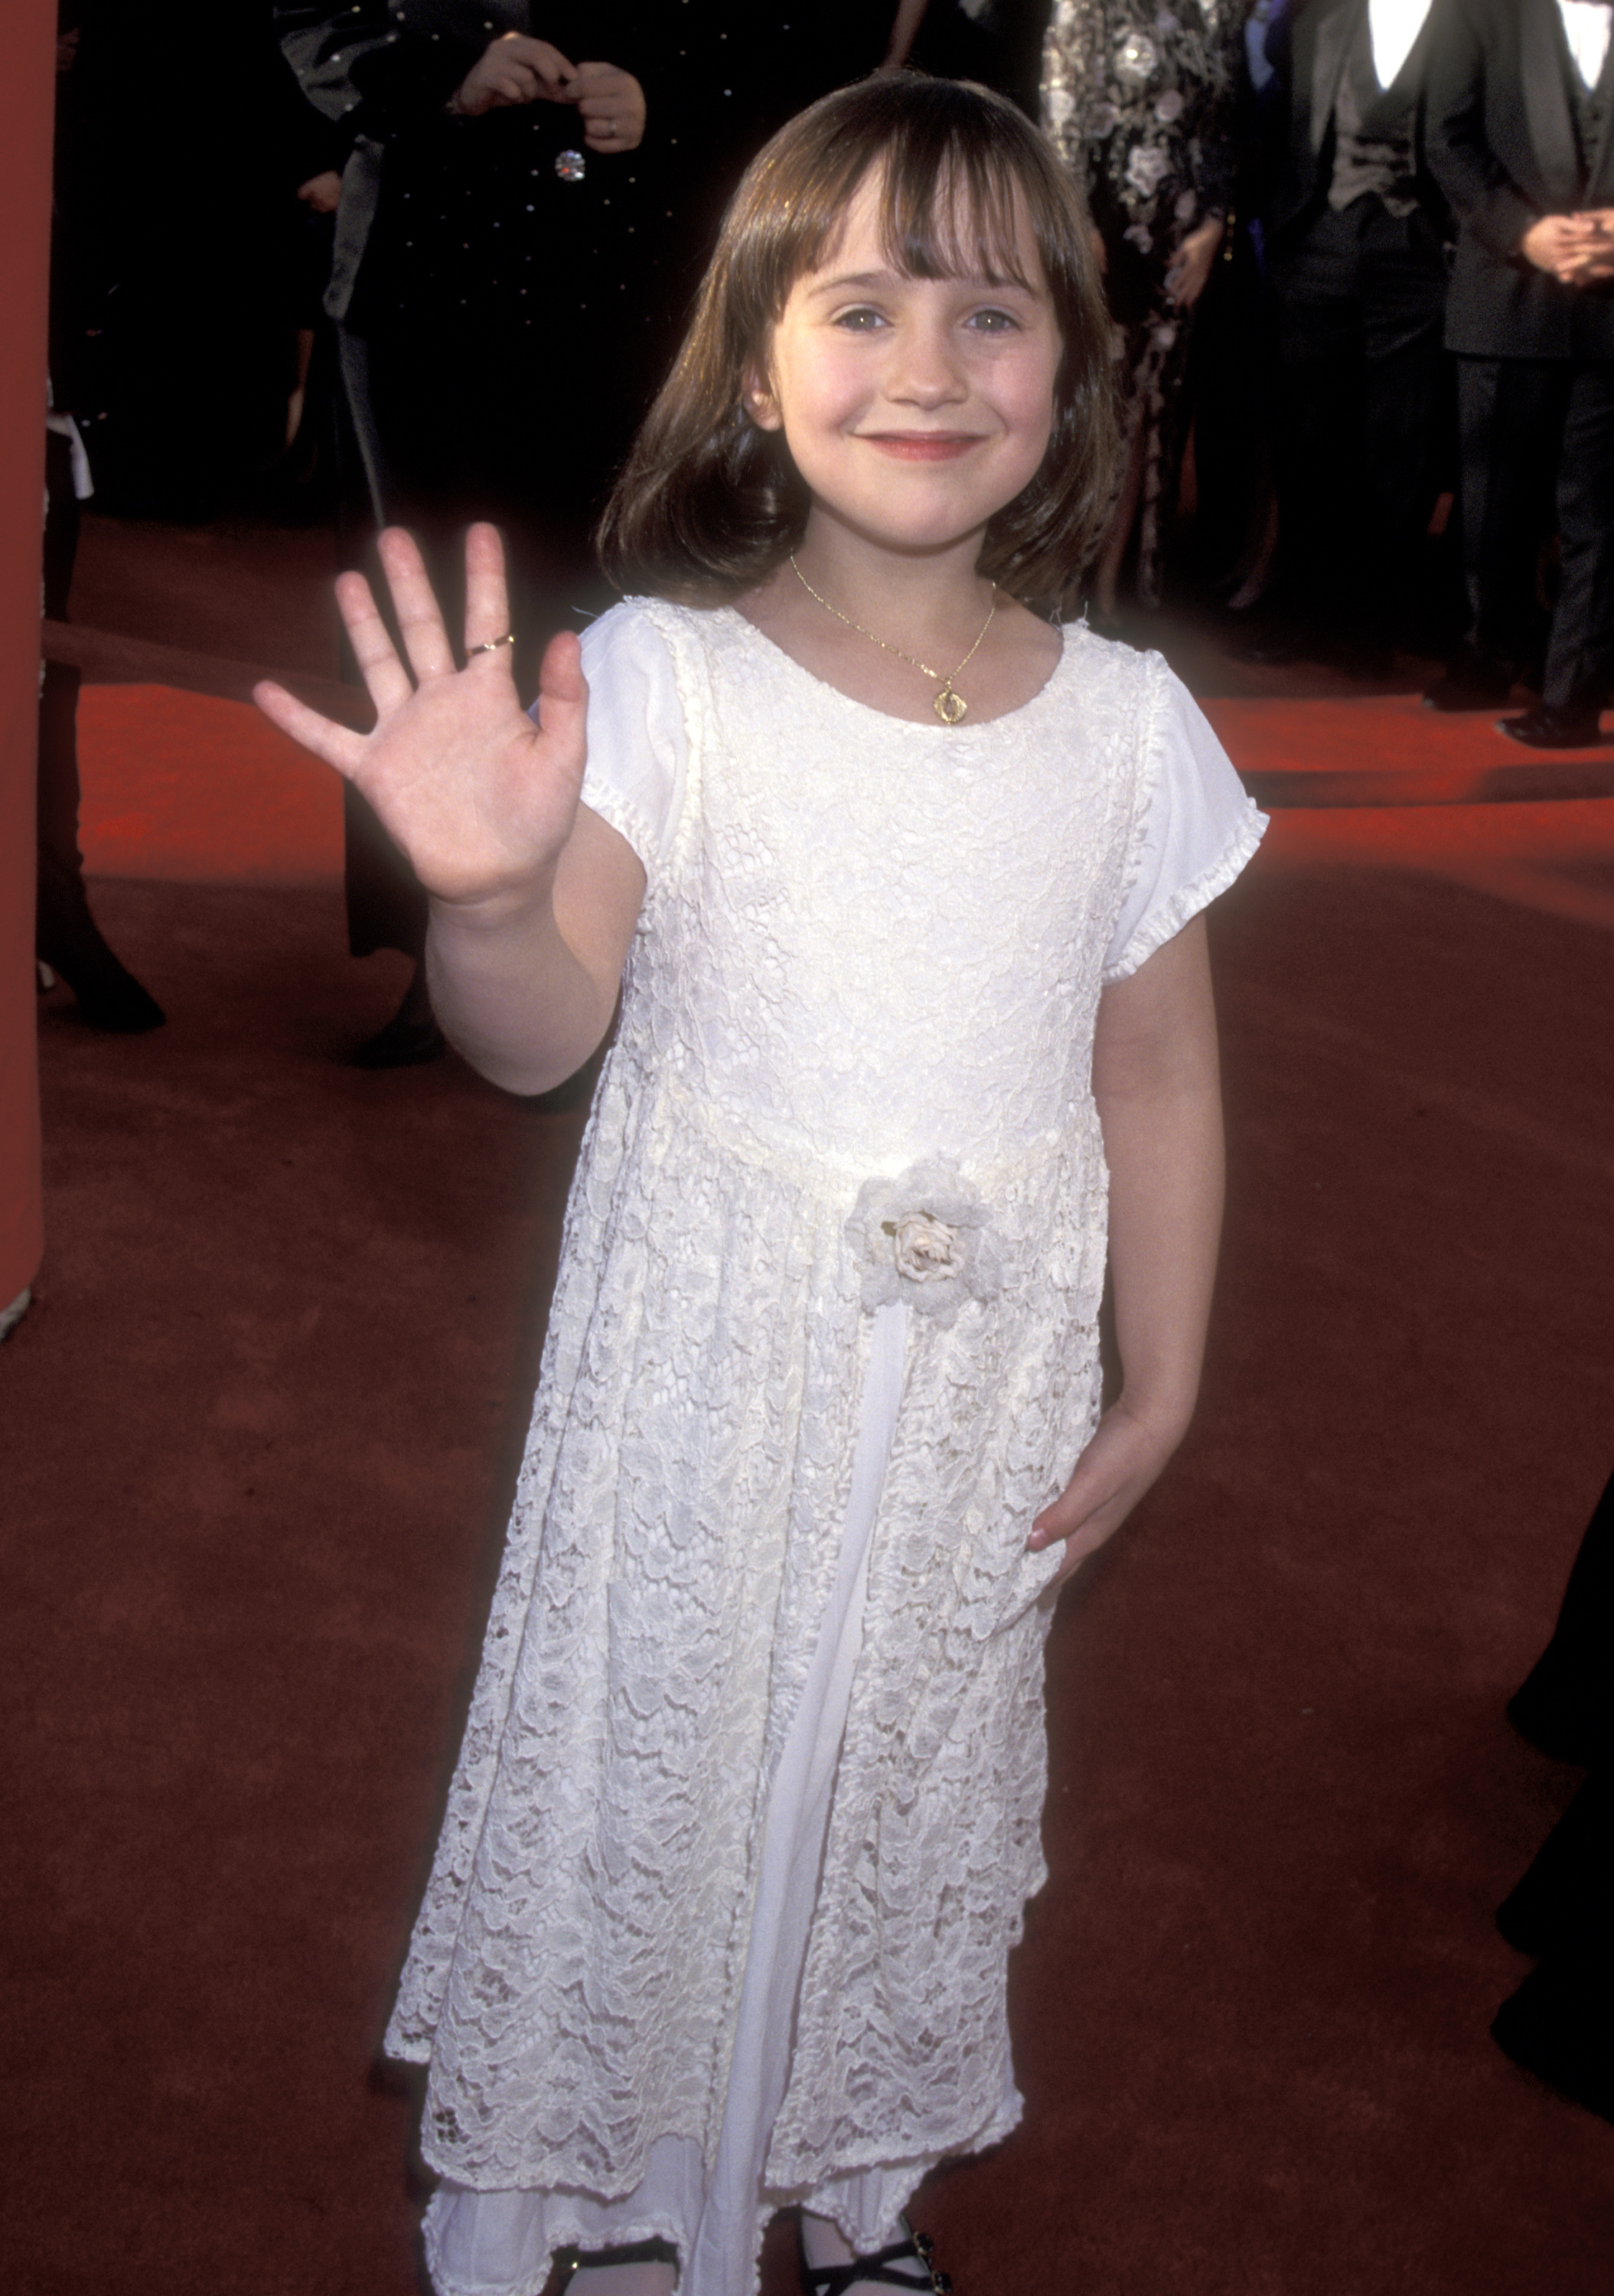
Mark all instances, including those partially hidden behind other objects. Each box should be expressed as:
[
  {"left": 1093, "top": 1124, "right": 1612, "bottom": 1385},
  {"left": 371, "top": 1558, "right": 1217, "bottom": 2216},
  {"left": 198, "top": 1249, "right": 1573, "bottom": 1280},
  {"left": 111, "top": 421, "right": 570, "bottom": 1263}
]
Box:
[
  {"left": 425, "top": 809, "right": 647, "bottom": 1095},
  {"left": 426, "top": 882, "right": 617, "bottom": 1095}
]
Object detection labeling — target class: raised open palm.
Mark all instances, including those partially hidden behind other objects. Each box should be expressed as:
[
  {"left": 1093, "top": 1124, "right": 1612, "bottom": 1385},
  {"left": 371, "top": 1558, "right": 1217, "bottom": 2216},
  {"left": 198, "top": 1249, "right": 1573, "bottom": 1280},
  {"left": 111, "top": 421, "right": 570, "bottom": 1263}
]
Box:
[{"left": 253, "top": 523, "right": 589, "bottom": 912}]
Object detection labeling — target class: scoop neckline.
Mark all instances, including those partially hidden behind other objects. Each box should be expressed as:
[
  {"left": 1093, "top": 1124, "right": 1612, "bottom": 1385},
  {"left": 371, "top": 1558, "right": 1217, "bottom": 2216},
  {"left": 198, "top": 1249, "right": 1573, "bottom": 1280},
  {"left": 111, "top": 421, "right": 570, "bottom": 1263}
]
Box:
[{"left": 715, "top": 602, "right": 1074, "bottom": 733}]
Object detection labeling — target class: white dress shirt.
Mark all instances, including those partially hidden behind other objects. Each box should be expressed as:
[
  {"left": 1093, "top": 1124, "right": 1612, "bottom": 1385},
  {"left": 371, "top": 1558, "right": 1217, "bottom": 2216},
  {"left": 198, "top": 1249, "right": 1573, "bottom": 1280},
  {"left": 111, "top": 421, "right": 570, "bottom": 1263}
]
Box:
[
  {"left": 1558, "top": 0, "right": 1613, "bottom": 91},
  {"left": 1368, "top": 0, "right": 1435, "bottom": 88}
]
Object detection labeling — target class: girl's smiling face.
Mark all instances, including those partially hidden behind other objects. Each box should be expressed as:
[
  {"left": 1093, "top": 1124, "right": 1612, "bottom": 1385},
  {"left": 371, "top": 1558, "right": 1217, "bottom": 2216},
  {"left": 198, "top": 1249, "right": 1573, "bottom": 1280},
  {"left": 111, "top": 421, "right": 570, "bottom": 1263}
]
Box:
[{"left": 746, "top": 168, "right": 1065, "bottom": 560}]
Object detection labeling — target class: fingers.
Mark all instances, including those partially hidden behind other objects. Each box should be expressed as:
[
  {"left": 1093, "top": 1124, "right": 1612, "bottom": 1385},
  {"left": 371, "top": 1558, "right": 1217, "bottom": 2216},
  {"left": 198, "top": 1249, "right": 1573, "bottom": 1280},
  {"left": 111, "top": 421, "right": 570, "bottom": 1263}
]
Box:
[
  {"left": 515, "top": 35, "right": 575, "bottom": 79},
  {"left": 573, "top": 61, "right": 644, "bottom": 147},
  {"left": 334, "top": 568, "right": 417, "bottom": 718},
  {"left": 462, "top": 522, "right": 516, "bottom": 668},
  {"left": 1025, "top": 1401, "right": 1182, "bottom": 1566},
  {"left": 533, "top": 627, "right": 589, "bottom": 748},
  {"left": 376, "top": 526, "right": 458, "bottom": 685},
  {"left": 253, "top": 680, "right": 367, "bottom": 779}
]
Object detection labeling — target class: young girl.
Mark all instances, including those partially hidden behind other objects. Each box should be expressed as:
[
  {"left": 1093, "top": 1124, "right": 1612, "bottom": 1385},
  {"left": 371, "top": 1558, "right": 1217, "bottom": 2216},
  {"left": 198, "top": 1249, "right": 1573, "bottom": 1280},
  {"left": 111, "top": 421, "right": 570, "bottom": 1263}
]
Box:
[{"left": 257, "top": 75, "right": 1263, "bottom": 2296}]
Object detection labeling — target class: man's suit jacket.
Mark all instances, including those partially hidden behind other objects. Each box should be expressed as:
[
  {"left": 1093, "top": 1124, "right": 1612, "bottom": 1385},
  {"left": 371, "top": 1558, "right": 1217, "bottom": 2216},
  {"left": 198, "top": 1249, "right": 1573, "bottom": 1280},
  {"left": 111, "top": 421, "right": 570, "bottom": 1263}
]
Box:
[
  {"left": 1427, "top": 0, "right": 1614, "bottom": 357},
  {"left": 1260, "top": 0, "right": 1450, "bottom": 244}
]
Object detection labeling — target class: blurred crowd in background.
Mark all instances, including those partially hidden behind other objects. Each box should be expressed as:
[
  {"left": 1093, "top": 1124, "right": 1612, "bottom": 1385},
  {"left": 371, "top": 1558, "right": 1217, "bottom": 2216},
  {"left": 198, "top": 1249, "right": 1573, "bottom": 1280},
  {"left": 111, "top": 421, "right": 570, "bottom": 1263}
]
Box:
[
  {"left": 45, "top": 2, "right": 1614, "bottom": 694},
  {"left": 40, "top": 0, "right": 1614, "bottom": 1054}
]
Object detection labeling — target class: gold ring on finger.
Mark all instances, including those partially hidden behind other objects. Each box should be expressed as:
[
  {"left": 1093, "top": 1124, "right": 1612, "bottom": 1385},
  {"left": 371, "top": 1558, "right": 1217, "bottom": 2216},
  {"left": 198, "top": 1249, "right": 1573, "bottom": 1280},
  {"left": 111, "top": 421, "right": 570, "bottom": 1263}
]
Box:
[{"left": 468, "top": 633, "right": 516, "bottom": 656}]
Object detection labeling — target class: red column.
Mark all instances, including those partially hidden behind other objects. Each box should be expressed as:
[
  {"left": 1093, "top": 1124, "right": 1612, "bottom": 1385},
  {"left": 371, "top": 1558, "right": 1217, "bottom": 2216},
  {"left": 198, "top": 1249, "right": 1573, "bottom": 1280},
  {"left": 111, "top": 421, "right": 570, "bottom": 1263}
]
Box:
[{"left": 0, "top": 1, "right": 53, "bottom": 1315}]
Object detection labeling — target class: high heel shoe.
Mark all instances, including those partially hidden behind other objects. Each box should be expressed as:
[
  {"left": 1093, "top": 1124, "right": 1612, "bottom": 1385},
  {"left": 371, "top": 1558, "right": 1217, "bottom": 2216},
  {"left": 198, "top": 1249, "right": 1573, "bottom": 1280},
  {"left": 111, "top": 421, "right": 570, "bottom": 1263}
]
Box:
[{"left": 798, "top": 2213, "right": 952, "bottom": 2295}]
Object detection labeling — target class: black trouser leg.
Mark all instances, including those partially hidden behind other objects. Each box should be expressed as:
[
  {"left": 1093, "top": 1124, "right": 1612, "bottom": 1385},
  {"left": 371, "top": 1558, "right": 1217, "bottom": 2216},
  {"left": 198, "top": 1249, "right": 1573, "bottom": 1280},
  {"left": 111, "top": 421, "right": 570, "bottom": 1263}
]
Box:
[
  {"left": 37, "top": 434, "right": 165, "bottom": 1029},
  {"left": 1268, "top": 203, "right": 1446, "bottom": 648},
  {"left": 1355, "top": 215, "right": 1447, "bottom": 644},
  {"left": 1456, "top": 355, "right": 1565, "bottom": 679},
  {"left": 1270, "top": 227, "right": 1359, "bottom": 636},
  {"left": 1544, "top": 359, "right": 1614, "bottom": 713}
]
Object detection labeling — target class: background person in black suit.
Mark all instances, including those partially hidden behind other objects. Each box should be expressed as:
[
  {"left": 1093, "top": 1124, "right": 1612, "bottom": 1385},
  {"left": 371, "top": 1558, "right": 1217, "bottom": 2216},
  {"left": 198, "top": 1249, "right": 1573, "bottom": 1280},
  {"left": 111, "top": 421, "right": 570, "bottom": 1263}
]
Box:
[
  {"left": 279, "top": 0, "right": 657, "bottom": 1065},
  {"left": 1253, "top": 0, "right": 1452, "bottom": 672},
  {"left": 1425, "top": 0, "right": 1614, "bottom": 745}
]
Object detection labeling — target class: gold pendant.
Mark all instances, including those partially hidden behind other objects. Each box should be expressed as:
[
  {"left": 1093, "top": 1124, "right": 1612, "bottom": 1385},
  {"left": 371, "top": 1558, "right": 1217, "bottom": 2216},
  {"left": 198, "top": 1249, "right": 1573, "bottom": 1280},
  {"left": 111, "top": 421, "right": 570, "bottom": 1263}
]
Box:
[{"left": 934, "top": 685, "right": 967, "bottom": 726}]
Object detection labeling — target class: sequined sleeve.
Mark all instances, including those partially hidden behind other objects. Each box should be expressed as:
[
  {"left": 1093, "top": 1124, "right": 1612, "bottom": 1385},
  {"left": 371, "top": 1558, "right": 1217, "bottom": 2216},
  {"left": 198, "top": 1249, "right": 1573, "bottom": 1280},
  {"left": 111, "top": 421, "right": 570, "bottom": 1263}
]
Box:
[{"left": 1042, "top": 0, "right": 1113, "bottom": 193}]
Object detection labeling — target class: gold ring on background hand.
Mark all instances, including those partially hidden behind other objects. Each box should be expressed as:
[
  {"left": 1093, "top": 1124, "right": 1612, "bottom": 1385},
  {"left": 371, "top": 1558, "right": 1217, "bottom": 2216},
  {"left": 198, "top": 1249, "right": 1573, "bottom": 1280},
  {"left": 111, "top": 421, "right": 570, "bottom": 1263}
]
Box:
[{"left": 467, "top": 634, "right": 517, "bottom": 656}]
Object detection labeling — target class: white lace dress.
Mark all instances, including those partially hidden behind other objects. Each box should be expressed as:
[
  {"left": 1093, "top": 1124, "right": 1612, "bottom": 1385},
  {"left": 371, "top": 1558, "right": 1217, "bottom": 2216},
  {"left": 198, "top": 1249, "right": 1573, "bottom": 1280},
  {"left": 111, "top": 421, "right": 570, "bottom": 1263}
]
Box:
[{"left": 384, "top": 602, "right": 1263, "bottom": 2296}]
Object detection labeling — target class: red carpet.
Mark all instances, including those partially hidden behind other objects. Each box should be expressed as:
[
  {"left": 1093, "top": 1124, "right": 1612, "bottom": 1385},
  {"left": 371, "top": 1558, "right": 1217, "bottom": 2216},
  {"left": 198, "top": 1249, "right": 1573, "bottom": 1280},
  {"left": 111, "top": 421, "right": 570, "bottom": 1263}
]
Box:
[
  {"left": 77, "top": 684, "right": 343, "bottom": 885},
  {"left": 1205, "top": 686, "right": 1610, "bottom": 775},
  {"left": 9, "top": 640, "right": 1614, "bottom": 2294}
]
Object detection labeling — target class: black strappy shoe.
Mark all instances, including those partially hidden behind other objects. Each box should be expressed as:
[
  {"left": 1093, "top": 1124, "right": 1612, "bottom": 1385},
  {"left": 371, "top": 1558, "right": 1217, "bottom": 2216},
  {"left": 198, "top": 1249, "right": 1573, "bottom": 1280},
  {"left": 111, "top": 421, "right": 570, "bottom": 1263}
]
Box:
[
  {"left": 562, "top": 2236, "right": 678, "bottom": 2281},
  {"left": 797, "top": 2213, "right": 953, "bottom": 2295}
]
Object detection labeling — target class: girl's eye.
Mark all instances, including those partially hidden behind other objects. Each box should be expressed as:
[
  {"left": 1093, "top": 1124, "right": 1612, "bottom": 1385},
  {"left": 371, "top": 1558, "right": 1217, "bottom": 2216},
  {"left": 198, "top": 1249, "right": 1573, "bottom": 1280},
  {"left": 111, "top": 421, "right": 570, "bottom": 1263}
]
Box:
[
  {"left": 967, "top": 308, "right": 1020, "bottom": 333},
  {"left": 833, "top": 306, "right": 888, "bottom": 331}
]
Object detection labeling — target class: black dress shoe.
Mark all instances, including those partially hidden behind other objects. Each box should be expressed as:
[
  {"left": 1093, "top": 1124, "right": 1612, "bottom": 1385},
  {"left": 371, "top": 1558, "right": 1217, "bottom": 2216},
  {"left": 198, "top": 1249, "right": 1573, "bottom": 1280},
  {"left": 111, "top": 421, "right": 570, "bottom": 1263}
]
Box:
[
  {"left": 37, "top": 876, "right": 165, "bottom": 1031},
  {"left": 73, "top": 967, "right": 168, "bottom": 1033},
  {"left": 44, "top": 942, "right": 166, "bottom": 1032},
  {"left": 349, "top": 1010, "right": 447, "bottom": 1068},
  {"left": 1495, "top": 703, "right": 1608, "bottom": 750}
]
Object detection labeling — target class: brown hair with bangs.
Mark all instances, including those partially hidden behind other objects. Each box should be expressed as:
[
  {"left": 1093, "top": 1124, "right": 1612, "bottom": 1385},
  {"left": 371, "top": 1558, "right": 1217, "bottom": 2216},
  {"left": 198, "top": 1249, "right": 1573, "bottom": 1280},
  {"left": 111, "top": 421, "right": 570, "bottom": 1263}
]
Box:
[{"left": 595, "top": 74, "right": 1117, "bottom": 605}]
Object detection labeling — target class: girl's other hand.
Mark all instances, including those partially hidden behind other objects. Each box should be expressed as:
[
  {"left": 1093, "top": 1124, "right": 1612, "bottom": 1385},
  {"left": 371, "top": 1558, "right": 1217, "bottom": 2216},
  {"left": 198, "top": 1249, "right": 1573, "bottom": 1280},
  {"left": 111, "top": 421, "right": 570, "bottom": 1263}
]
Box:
[
  {"left": 572, "top": 62, "right": 647, "bottom": 152},
  {"left": 452, "top": 33, "right": 576, "bottom": 116},
  {"left": 1164, "top": 214, "right": 1224, "bottom": 308},
  {"left": 253, "top": 523, "right": 589, "bottom": 919},
  {"left": 1025, "top": 1391, "right": 1193, "bottom": 1592}
]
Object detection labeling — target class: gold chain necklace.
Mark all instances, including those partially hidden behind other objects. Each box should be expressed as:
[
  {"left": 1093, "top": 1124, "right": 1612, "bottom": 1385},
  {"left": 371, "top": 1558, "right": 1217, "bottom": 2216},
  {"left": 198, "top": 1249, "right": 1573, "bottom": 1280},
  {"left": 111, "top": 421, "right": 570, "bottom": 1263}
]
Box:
[{"left": 788, "top": 554, "right": 997, "bottom": 726}]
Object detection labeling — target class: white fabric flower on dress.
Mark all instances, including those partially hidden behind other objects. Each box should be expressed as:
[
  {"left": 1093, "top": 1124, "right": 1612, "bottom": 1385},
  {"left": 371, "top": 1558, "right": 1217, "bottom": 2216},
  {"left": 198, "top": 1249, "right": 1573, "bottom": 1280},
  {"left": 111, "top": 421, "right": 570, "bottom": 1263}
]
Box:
[
  {"left": 1153, "top": 88, "right": 1185, "bottom": 123},
  {"left": 846, "top": 1158, "right": 1004, "bottom": 1326}
]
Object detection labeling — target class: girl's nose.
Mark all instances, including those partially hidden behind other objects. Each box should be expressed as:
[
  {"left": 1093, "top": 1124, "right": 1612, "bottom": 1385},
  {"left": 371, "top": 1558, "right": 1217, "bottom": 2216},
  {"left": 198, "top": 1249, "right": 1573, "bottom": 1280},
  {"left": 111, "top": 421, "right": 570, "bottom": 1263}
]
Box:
[{"left": 885, "top": 321, "right": 967, "bottom": 406}]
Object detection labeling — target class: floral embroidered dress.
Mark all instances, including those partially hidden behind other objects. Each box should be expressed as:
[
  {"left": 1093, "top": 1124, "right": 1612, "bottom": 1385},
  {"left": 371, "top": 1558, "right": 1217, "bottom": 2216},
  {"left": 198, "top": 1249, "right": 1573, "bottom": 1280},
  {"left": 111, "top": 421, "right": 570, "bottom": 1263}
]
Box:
[
  {"left": 385, "top": 602, "right": 1263, "bottom": 2296},
  {"left": 1042, "top": 0, "right": 1245, "bottom": 605}
]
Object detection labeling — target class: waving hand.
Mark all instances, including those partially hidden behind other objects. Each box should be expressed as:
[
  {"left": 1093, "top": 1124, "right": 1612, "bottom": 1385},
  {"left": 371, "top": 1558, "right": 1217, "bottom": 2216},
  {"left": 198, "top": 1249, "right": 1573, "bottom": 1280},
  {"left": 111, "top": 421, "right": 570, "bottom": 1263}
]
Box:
[{"left": 253, "top": 523, "right": 587, "bottom": 917}]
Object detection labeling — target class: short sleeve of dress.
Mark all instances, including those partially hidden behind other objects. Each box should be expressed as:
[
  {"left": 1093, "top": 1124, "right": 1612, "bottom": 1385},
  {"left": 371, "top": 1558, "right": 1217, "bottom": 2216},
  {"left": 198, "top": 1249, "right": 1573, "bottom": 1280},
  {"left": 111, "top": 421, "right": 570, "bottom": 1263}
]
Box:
[
  {"left": 563, "top": 602, "right": 689, "bottom": 882},
  {"left": 1102, "top": 660, "right": 1267, "bottom": 983}
]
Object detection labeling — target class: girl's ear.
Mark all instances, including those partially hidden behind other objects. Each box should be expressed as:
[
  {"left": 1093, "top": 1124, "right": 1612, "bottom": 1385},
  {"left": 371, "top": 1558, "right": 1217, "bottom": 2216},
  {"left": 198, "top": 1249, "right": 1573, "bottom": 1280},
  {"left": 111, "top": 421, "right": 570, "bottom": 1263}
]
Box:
[{"left": 742, "top": 364, "right": 784, "bottom": 432}]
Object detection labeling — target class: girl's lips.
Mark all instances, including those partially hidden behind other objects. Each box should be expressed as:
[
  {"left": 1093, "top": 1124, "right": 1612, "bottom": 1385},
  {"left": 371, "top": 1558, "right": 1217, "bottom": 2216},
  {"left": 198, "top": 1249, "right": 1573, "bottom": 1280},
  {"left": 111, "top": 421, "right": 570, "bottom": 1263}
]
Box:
[{"left": 859, "top": 432, "right": 987, "bottom": 461}]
